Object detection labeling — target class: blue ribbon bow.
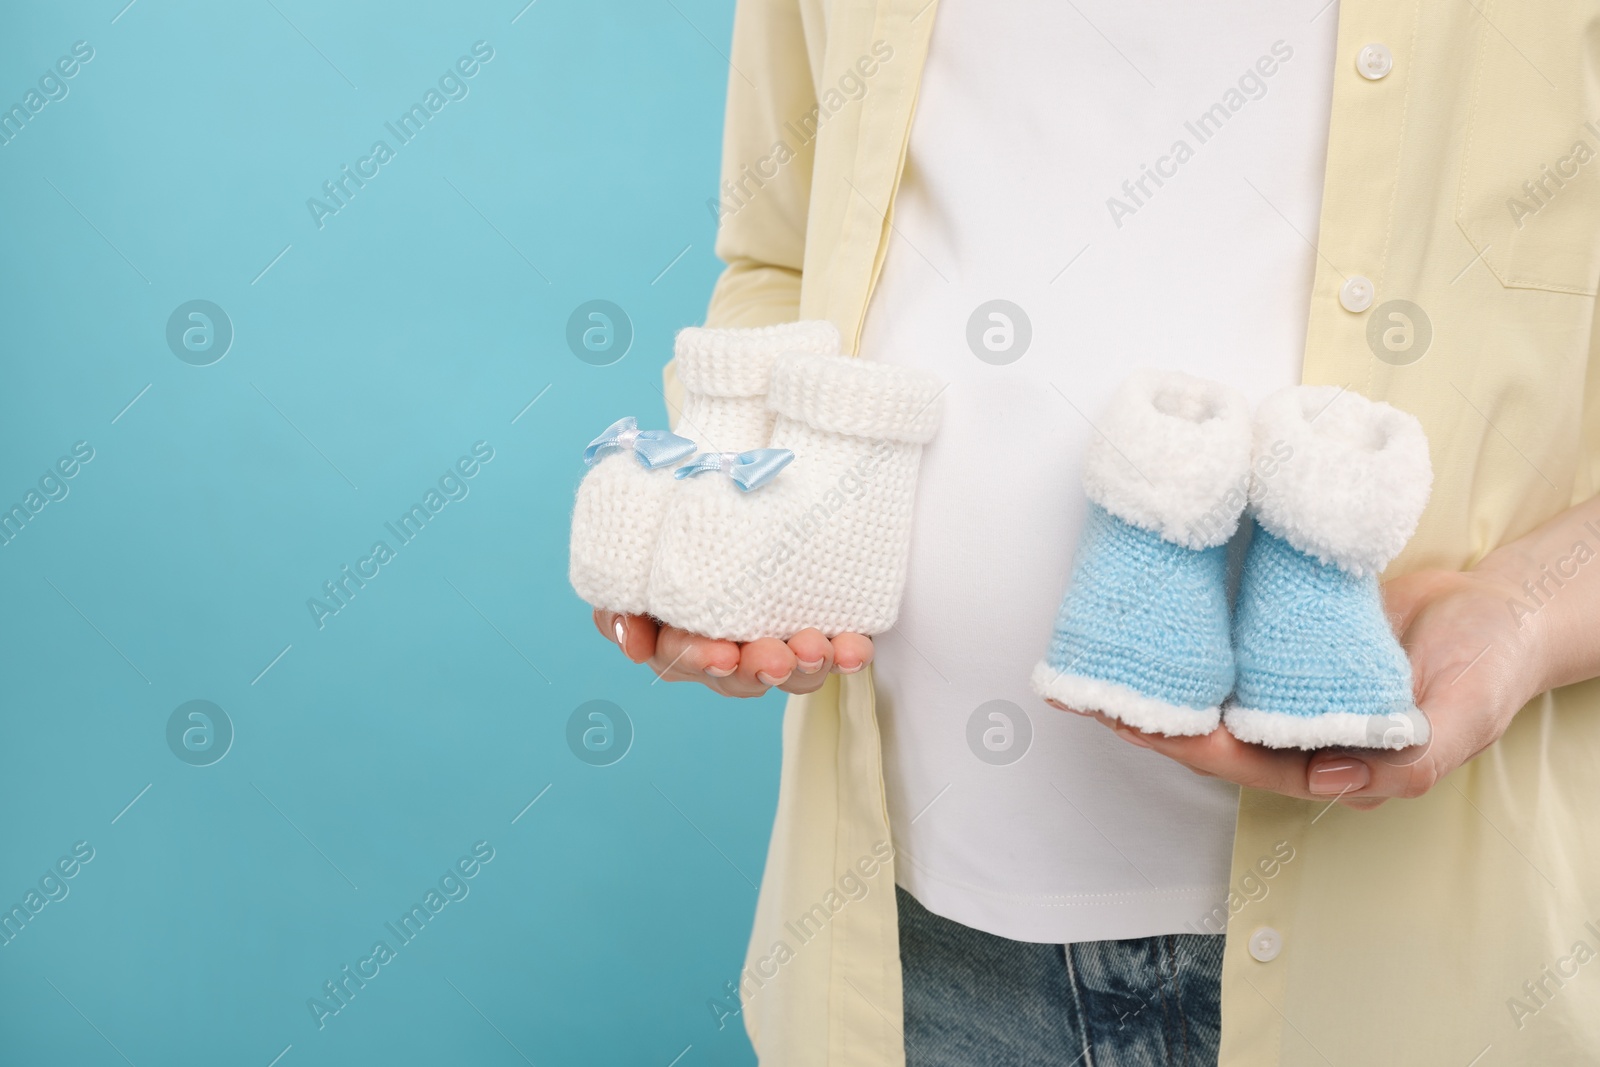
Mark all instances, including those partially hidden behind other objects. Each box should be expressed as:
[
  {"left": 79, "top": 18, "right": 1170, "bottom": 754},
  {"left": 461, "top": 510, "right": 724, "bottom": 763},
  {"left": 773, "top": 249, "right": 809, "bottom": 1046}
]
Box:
[
  {"left": 673, "top": 448, "right": 795, "bottom": 492},
  {"left": 583, "top": 417, "right": 697, "bottom": 469}
]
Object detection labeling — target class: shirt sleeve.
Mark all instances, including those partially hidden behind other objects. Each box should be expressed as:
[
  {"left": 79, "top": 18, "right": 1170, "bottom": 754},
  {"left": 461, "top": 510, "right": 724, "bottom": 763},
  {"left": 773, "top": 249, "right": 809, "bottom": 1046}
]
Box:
[
  {"left": 1582, "top": 292, "right": 1600, "bottom": 503},
  {"left": 666, "top": 0, "right": 818, "bottom": 420}
]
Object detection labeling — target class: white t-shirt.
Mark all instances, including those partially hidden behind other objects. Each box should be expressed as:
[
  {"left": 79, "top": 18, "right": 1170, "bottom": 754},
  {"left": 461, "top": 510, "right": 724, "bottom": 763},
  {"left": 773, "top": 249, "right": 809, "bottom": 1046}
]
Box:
[{"left": 860, "top": 0, "right": 1337, "bottom": 944}]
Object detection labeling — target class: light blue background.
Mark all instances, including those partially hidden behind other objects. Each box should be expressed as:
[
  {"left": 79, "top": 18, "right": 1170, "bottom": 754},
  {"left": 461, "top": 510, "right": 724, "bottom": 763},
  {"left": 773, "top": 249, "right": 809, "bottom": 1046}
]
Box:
[{"left": 0, "top": 2, "right": 777, "bottom": 1063}]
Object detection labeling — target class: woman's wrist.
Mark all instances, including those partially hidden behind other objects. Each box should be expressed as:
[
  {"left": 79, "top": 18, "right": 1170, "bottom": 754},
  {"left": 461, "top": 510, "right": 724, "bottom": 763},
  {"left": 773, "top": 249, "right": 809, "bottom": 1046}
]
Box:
[
  {"left": 1471, "top": 504, "right": 1600, "bottom": 697},
  {"left": 1471, "top": 547, "right": 1555, "bottom": 699}
]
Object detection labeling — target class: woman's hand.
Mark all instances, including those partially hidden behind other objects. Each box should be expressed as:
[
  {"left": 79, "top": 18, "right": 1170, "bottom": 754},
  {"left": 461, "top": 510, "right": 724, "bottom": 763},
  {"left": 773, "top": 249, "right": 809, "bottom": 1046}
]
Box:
[
  {"left": 1051, "top": 565, "right": 1547, "bottom": 810},
  {"left": 593, "top": 609, "right": 874, "bottom": 698}
]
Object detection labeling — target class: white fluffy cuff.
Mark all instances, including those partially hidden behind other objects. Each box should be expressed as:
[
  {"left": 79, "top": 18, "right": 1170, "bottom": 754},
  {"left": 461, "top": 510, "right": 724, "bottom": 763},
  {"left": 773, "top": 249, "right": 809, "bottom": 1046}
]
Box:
[
  {"left": 673, "top": 320, "right": 841, "bottom": 398},
  {"left": 1251, "top": 386, "right": 1433, "bottom": 577},
  {"left": 1030, "top": 662, "right": 1221, "bottom": 736},
  {"left": 1080, "top": 369, "right": 1253, "bottom": 550},
  {"left": 1223, "top": 705, "right": 1430, "bottom": 750},
  {"left": 767, "top": 351, "right": 944, "bottom": 443}
]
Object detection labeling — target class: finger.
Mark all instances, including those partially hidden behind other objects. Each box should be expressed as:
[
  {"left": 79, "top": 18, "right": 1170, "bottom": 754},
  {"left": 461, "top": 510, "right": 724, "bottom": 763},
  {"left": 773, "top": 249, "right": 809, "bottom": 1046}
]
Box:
[
  {"left": 738, "top": 637, "right": 798, "bottom": 691},
  {"left": 1045, "top": 702, "right": 1159, "bottom": 743},
  {"left": 1044, "top": 697, "right": 1096, "bottom": 719},
  {"left": 1302, "top": 743, "right": 1430, "bottom": 807},
  {"left": 1054, "top": 708, "right": 1243, "bottom": 781},
  {"left": 1319, "top": 656, "right": 1496, "bottom": 803},
  {"left": 620, "top": 614, "right": 660, "bottom": 663},
  {"left": 1081, "top": 708, "right": 1146, "bottom": 737},
  {"left": 781, "top": 629, "right": 834, "bottom": 695},
  {"left": 831, "top": 633, "right": 875, "bottom": 674},
  {"left": 651, "top": 625, "right": 740, "bottom": 682},
  {"left": 779, "top": 674, "right": 830, "bottom": 696},
  {"left": 1074, "top": 707, "right": 1160, "bottom": 742},
  {"left": 1128, "top": 726, "right": 1318, "bottom": 798},
  {"left": 1313, "top": 724, "right": 1446, "bottom": 803},
  {"left": 596, "top": 611, "right": 659, "bottom": 663},
  {"left": 1303, "top": 750, "right": 1379, "bottom": 802},
  {"left": 787, "top": 629, "right": 832, "bottom": 676}
]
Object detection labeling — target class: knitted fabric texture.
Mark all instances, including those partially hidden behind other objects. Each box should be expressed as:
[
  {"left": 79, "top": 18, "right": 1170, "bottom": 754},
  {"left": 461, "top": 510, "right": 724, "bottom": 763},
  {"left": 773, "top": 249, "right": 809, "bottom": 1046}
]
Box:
[
  {"left": 568, "top": 445, "right": 678, "bottom": 617},
  {"left": 1031, "top": 369, "right": 1252, "bottom": 736},
  {"left": 1226, "top": 525, "right": 1422, "bottom": 749},
  {"left": 568, "top": 320, "right": 840, "bottom": 615},
  {"left": 671, "top": 320, "right": 841, "bottom": 450},
  {"left": 1031, "top": 504, "right": 1235, "bottom": 734},
  {"left": 1223, "top": 386, "right": 1434, "bottom": 750},
  {"left": 647, "top": 349, "right": 943, "bottom": 640}
]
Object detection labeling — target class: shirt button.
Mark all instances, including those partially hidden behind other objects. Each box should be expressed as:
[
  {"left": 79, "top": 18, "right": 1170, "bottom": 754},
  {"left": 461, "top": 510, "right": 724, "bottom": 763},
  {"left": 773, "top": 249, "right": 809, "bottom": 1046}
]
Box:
[
  {"left": 1340, "top": 275, "right": 1375, "bottom": 312},
  {"left": 1357, "top": 43, "right": 1394, "bottom": 80},
  {"left": 1248, "top": 926, "right": 1283, "bottom": 963}
]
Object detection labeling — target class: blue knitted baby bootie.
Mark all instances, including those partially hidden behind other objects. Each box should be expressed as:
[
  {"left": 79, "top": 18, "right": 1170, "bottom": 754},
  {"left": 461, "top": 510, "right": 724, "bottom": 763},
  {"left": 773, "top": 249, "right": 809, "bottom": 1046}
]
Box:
[
  {"left": 1223, "top": 386, "right": 1433, "bottom": 750},
  {"left": 1031, "top": 369, "right": 1252, "bottom": 736},
  {"left": 1230, "top": 525, "right": 1418, "bottom": 747}
]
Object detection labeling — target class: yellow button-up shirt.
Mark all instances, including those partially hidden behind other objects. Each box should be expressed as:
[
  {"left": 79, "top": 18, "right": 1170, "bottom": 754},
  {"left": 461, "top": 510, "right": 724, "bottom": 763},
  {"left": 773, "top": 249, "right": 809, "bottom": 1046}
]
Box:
[{"left": 677, "top": 2, "right": 1600, "bottom": 1063}]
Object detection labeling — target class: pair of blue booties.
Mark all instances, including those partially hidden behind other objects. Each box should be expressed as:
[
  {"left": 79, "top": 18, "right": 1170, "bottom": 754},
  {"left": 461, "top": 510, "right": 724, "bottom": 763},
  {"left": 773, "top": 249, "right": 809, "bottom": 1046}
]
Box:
[{"left": 1031, "top": 370, "right": 1434, "bottom": 750}]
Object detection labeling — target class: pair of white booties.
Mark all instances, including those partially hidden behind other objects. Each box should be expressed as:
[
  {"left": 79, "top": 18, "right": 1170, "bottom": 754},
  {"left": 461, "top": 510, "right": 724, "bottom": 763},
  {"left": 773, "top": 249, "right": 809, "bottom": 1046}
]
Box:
[{"left": 569, "top": 322, "right": 945, "bottom": 642}]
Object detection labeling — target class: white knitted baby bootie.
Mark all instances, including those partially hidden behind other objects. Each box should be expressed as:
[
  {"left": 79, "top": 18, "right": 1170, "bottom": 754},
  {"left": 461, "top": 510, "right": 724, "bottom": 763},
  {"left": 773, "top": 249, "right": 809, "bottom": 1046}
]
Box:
[
  {"left": 568, "top": 321, "right": 840, "bottom": 615},
  {"left": 648, "top": 350, "right": 944, "bottom": 640}
]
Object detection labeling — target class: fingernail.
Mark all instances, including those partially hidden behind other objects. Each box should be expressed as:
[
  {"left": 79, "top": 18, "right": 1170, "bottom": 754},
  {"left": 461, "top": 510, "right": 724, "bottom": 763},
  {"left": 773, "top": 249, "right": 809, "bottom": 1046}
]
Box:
[
  {"left": 797, "top": 658, "right": 825, "bottom": 674},
  {"left": 1113, "top": 725, "right": 1152, "bottom": 748},
  {"left": 756, "top": 671, "right": 790, "bottom": 687},
  {"left": 836, "top": 662, "right": 863, "bottom": 675},
  {"left": 704, "top": 665, "right": 736, "bottom": 679},
  {"left": 1309, "top": 758, "right": 1370, "bottom": 795},
  {"left": 612, "top": 617, "right": 627, "bottom": 646}
]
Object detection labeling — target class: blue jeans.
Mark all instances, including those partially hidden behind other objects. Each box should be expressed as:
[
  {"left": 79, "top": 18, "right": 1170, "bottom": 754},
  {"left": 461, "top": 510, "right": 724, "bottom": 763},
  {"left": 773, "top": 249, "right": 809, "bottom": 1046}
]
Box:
[{"left": 898, "top": 886, "right": 1224, "bottom": 1066}]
